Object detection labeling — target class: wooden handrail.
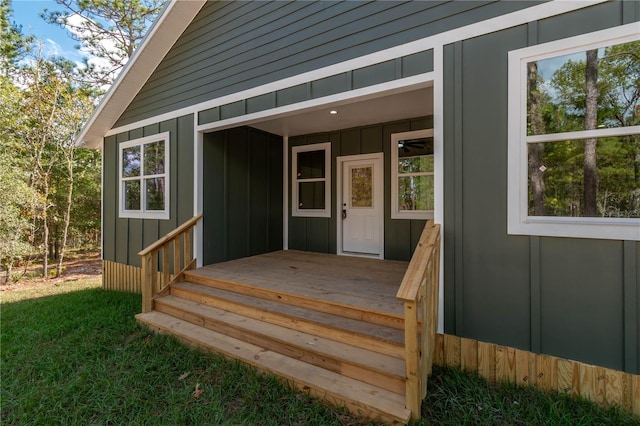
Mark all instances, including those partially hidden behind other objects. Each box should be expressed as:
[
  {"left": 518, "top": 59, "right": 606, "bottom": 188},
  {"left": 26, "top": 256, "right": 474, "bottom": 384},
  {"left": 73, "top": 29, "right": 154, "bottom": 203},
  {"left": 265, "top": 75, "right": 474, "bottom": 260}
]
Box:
[
  {"left": 139, "top": 214, "right": 202, "bottom": 313},
  {"left": 138, "top": 214, "right": 202, "bottom": 256},
  {"left": 396, "top": 219, "right": 441, "bottom": 421}
]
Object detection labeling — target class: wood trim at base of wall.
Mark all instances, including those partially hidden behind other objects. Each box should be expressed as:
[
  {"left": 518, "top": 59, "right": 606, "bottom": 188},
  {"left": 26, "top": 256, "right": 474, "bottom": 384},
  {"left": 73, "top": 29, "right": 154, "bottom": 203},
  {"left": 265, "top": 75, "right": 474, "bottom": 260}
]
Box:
[
  {"left": 103, "top": 260, "right": 142, "bottom": 293},
  {"left": 433, "top": 333, "right": 640, "bottom": 417}
]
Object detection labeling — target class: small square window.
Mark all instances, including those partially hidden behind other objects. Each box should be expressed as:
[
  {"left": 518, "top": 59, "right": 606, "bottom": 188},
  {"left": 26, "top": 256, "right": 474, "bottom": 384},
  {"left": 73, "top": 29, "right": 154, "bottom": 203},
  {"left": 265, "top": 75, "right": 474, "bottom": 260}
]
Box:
[{"left": 119, "top": 132, "right": 170, "bottom": 220}]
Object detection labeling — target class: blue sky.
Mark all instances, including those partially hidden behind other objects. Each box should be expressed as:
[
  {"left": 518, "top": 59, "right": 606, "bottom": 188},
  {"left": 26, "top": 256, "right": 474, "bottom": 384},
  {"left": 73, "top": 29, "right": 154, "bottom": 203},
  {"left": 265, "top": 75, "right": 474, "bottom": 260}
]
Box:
[{"left": 11, "top": 0, "right": 84, "bottom": 63}]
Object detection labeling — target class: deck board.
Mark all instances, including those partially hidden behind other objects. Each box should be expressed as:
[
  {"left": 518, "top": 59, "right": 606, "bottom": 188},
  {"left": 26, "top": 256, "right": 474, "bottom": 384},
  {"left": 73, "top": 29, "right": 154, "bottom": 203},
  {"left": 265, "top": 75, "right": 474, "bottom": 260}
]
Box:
[{"left": 193, "top": 250, "right": 407, "bottom": 315}]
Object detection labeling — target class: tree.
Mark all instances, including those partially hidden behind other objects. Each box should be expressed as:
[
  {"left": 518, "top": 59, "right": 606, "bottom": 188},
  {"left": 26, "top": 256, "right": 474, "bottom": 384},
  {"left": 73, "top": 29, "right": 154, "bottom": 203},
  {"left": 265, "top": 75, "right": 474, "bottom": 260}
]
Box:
[
  {"left": 42, "top": 0, "right": 164, "bottom": 86},
  {"left": 583, "top": 49, "right": 598, "bottom": 217},
  {"left": 0, "top": 135, "right": 40, "bottom": 283},
  {"left": 528, "top": 61, "right": 546, "bottom": 215},
  {"left": 0, "top": 0, "right": 31, "bottom": 76},
  {"left": 1, "top": 0, "right": 161, "bottom": 280},
  {"left": 2, "top": 36, "right": 96, "bottom": 278}
]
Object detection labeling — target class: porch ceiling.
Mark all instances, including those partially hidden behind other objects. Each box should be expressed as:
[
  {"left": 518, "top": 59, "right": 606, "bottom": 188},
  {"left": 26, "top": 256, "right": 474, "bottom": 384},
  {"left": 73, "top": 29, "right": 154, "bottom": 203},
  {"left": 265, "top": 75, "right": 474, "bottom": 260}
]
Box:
[{"left": 251, "top": 86, "right": 433, "bottom": 137}]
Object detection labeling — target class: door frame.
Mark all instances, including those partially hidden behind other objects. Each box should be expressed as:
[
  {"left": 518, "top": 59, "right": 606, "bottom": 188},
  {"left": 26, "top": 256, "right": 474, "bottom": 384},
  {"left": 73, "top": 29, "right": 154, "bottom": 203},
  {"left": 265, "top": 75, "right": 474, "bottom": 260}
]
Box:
[{"left": 336, "top": 153, "right": 384, "bottom": 259}]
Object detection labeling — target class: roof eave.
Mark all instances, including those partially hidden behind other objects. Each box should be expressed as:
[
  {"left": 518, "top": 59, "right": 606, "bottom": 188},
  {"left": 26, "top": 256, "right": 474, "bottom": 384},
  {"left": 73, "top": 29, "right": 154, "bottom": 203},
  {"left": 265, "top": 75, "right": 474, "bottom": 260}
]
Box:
[{"left": 75, "top": 0, "right": 206, "bottom": 149}]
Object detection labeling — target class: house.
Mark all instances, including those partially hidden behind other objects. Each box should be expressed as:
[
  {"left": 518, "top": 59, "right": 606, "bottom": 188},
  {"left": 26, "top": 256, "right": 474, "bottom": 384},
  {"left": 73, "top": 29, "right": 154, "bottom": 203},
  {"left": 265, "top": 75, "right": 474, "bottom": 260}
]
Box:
[{"left": 77, "top": 0, "right": 640, "bottom": 422}]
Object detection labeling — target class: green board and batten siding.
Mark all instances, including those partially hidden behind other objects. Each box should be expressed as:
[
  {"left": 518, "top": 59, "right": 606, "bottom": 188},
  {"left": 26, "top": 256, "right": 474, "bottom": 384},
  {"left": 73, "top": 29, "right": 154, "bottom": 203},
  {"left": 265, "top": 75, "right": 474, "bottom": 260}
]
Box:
[
  {"left": 288, "top": 117, "right": 433, "bottom": 260},
  {"left": 103, "top": 115, "right": 194, "bottom": 268},
  {"left": 197, "top": 49, "right": 433, "bottom": 126},
  {"left": 442, "top": 0, "right": 640, "bottom": 373},
  {"left": 115, "top": 0, "right": 543, "bottom": 127},
  {"left": 101, "top": 0, "right": 640, "bottom": 375},
  {"left": 202, "top": 127, "right": 283, "bottom": 266}
]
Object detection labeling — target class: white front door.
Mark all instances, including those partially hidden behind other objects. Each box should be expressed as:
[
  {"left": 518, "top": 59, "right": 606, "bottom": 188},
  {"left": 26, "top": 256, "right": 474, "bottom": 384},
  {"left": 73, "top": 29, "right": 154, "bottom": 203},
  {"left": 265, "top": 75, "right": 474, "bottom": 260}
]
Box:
[{"left": 338, "top": 154, "right": 384, "bottom": 258}]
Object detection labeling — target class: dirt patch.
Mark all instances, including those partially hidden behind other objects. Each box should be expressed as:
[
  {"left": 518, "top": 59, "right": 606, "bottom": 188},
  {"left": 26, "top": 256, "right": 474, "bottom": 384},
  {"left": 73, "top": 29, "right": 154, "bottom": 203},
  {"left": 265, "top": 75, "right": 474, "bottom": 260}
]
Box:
[{"left": 0, "top": 252, "right": 102, "bottom": 292}]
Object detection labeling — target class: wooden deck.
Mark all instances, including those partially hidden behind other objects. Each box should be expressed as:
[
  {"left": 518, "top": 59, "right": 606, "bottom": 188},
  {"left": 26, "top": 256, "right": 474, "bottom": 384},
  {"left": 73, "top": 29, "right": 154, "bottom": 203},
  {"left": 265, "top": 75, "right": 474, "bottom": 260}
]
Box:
[{"left": 136, "top": 250, "right": 413, "bottom": 424}]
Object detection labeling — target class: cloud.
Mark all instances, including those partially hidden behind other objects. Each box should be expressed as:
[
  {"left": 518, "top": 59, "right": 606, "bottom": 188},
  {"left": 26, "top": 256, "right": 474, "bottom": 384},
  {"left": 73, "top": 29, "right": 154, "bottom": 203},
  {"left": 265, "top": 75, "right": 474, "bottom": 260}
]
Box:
[{"left": 64, "top": 13, "right": 125, "bottom": 74}]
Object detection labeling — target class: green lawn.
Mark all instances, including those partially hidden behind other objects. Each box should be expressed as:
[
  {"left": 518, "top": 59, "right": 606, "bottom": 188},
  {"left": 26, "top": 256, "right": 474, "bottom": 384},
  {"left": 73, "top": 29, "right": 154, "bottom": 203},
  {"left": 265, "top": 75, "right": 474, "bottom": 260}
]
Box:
[{"left": 1, "top": 281, "right": 637, "bottom": 425}]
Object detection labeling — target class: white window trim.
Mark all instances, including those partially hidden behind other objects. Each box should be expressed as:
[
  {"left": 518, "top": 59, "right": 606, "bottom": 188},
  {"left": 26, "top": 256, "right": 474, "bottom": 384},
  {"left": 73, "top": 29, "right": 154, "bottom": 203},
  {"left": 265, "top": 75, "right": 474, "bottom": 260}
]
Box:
[
  {"left": 118, "top": 132, "right": 170, "bottom": 220},
  {"left": 291, "top": 142, "right": 331, "bottom": 218},
  {"left": 391, "top": 129, "right": 435, "bottom": 220},
  {"left": 507, "top": 23, "right": 640, "bottom": 241}
]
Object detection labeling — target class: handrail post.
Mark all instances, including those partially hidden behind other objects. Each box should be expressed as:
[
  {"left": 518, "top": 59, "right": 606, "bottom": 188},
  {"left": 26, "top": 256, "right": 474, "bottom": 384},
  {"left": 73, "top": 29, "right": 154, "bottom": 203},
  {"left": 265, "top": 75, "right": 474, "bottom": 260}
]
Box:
[
  {"left": 138, "top": 214, "right": 202, "bottom": 314},
  {"left": 141, "top": 253, "right": 155, "bottom": 313},
  {"left": 396, "top": 220, "right": 441, "bottom": 421},
  {"left": 404, "top": 300, "right": 421, "bottom": 419}
]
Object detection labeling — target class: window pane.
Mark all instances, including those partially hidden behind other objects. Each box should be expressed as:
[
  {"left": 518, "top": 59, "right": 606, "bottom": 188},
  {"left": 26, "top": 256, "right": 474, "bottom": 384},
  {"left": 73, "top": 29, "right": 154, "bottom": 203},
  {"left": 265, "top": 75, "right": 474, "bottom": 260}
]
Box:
[
  {"left": 527, "top": 41, "right": 640, "bottom": 135},
  {"left": 123, "top": 180, "right": 140, "bottom": 210},
  {"left": 144, "top": 141, "right": 165, "bottom": 175},
  {"left": 399, "top": 155, "right": 434, "bottom": 174},
  {"left": 399, "top": 175, "right": 434, "bottom": 211},
  {"left": 528, "top": 136, "right": 640, "bottom": 218},
  {"left": 297, "top": 150, "right": 325, "bottom": 179},
  {"left": 298, "top": 181, "right": 325, "bottom": 209},
  {"left": 122, "top": 146, "right": 141, "bottom": 177},
  {"left": 398, "top": 137, "right": 434, "bottom": 173},
  {"left": 145, "top": 177, "right": 165, "bottom": 211},
  {"left": 351, "top": 166, "right": 372, "bottom": 208}
]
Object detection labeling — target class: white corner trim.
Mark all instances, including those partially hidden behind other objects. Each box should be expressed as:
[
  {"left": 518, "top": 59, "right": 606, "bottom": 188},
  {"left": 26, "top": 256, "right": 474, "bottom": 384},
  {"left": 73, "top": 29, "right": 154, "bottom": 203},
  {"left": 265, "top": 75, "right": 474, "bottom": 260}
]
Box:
[
  {"left": 433, "top": 44, "right": 445, "bottom": 334},
  {"left": 283, "top": 136, "right": 289, "bottom": 250},
  {"left": 194, "top": 130, "right": 204, "bottom": 267}
]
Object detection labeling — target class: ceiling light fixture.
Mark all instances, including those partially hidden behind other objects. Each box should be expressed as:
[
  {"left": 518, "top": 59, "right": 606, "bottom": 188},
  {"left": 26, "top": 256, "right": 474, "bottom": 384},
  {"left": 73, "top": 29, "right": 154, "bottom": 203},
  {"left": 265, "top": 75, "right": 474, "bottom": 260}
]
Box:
[{"left": 329, "top": 110, "right": 338, "bottom": 115}]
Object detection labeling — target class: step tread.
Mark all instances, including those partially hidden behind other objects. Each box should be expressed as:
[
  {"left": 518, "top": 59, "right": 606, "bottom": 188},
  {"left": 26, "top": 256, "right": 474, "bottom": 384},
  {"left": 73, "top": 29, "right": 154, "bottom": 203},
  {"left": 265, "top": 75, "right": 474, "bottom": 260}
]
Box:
[
  {"left": 156, "top": 294, "right": 405, "bottom": 379},
  {"left": 172, "top": 281, "right": 404, "bottom": 346},
  {"left": 136, "top": 311, "right": 411, "bottom": 424},
  {"left": 184, "top": 266, "right": 404, "bottom": 316}
]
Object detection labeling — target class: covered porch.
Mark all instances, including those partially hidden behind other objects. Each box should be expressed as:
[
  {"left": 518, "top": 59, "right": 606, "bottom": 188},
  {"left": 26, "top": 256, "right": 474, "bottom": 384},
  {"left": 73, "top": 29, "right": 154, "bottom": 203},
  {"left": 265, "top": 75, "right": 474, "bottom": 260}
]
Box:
[{"left": 136, "top": 218, "right": 440, "bottom": 424}]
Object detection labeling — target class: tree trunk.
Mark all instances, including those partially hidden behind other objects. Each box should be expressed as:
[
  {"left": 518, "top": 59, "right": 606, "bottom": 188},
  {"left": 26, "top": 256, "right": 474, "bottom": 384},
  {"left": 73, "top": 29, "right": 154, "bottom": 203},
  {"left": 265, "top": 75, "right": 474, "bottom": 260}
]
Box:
[
  {"left": 528, "top": 61, "right": 546, "bottom": 215},
  {"left": 56, "top": 147, "right": 74, "bottom": 278},
  {"left": 42, "top": 198, "right": 49, "bottom": 278},
  {"left": 584, "top": 49, "right": 598, "bottom": 217}
]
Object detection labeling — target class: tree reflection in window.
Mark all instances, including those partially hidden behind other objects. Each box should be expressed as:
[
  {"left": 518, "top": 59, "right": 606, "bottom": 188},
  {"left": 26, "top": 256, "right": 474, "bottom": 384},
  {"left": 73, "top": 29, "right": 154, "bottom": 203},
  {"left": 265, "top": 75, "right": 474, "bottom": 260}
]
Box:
[
  {"left": 527, "top": 40, "right": 639, "bottom": 218},
  {"left": 120, "top": 136, "right": 168, "bottom": 216},
  {"left": 397, "top": 137, "right": 434, "bottom": 212}
]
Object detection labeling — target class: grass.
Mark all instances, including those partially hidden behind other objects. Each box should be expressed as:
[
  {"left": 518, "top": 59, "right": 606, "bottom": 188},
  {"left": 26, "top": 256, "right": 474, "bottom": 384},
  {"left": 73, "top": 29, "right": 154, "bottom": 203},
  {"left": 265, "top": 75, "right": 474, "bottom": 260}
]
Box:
[{"left": 2, "top": 280, "right": 638, "bottom": 425}]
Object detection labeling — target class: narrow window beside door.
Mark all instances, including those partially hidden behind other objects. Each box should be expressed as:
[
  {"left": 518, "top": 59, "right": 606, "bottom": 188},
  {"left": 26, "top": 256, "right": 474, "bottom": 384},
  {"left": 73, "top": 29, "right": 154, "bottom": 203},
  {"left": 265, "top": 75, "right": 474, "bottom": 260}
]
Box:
[
  {"left": 292, "top": 142, "right": 331, "bottom": 217},
  {"left": 391, "top": 129, "right": 435, "bottom": 220}
]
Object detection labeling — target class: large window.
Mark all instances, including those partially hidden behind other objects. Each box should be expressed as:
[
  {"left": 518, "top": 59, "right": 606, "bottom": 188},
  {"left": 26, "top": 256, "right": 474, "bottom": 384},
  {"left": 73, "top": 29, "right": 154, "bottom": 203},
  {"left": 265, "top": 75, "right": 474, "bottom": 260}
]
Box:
[
  {"left": 391, "top": 129, "right": 434, "bottom": 219},
  {"left": 508, "top": 24, "right": 640, "bottom": 240},
  {"left": 292, "top": 142, "right": 331, "bottom": 217},
  {"left": 119, "top": 132, "right": 170, "bottom": 220}
]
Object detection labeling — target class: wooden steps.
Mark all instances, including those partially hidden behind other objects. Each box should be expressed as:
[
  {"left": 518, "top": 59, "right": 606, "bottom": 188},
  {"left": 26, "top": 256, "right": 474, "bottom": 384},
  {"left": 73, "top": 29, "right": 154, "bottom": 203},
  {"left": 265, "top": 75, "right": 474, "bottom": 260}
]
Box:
[
  {"left": 136, "top": 261, "right": 412, "bottom": 424},
  {"left": 136, "top": 311, "right": 411, "bottom": 424},
  {"left": 170, "top": 281, "right": 405, "bottom": 357}
]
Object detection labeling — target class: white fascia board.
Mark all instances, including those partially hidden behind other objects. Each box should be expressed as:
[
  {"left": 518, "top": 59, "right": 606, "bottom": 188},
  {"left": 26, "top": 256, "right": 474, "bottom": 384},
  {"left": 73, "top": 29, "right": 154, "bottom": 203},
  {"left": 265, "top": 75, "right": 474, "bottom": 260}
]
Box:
[{"left": 75, "top": 0, "right": 206, "bottom": 149}]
